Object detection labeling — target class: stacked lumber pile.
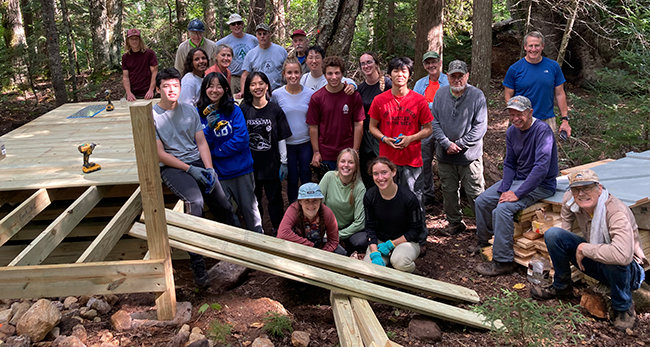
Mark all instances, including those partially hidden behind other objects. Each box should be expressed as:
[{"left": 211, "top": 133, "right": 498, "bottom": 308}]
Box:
[{"left": 331, "top": 293, "right": 402, "bottom": 347}]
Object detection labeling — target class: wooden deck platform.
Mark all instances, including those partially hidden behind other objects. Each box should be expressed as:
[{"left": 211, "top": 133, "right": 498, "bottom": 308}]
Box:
[{"left": 0, "top": 101, "right": 145, "bottom": 191}]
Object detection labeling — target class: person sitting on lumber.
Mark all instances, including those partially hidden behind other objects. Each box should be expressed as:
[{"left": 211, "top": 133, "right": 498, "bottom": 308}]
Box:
[
  {"left": 471, "top": 95, "right": 558, "bottom": 276},
  {"left": 153, "top": 67, "right": 236, "bottom": 288},
  {"left": 530, "top": 169, "right": 647, "bottom": 331},
  {"left": 362, "top": 157, "right": 424, "bottom": 273},
  {"left": 319, "top": 148, "right": 367, "bottom": 255},
  {"left": 277, "top": 182, "right": 346, "bottom": 255}
]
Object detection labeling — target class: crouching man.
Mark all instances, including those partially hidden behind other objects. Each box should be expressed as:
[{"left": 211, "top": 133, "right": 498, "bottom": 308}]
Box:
[{"left": 531, "top": 169, "right": 647, "bottom": 331}]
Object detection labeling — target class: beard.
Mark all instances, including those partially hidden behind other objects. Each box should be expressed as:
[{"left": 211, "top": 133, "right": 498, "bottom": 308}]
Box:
[{"left": 451, "top": 85, "right": 466, "bottom": 93}]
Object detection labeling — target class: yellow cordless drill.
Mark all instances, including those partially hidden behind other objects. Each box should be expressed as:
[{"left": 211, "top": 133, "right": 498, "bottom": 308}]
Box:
[
  {"left": 202, "top": 104, "right": 229, "bottom": 131},
  {"left": 104, "top": 90, "right": 114, "bottom": 111},
  {"left": 78, "top": 143, "right": 101, "bottom": 173}
]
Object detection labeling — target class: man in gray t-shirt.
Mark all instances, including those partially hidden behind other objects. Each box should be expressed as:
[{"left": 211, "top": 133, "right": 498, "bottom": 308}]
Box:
[
  {"left": 216, "top": 13, "right": 258, "bottom": 93},
  {"left": 237, "top": 23, "right": 288, "bottom": 97}
]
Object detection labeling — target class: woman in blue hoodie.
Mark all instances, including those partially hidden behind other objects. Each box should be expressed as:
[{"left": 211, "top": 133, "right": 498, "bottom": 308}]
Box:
[{"left": 198, "top": 72, "right": 263, "bottom": 233}]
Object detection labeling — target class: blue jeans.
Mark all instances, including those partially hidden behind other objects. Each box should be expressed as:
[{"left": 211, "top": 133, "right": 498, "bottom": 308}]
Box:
[
  {"left": 287, "top": 142, "right": 313, "bottom": 203},
  {"left": 322, "top": 160, "right": 337, "bottom": 171},
  {"left": 545, "top": 227, "right": 645, "bottom": 311},
  {"left": 475, "top": 180, "right": 554, "bottom": 262}
]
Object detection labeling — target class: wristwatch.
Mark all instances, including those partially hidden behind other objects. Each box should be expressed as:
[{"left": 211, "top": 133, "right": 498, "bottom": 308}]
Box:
[{"left": 560, "top": 116, "right": 570, "bottom": 121}]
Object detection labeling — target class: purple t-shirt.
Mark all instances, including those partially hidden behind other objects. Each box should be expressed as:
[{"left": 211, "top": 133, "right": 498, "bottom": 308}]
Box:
[{"left": 122, "top": 49, "right": 158, "bottom": 96}]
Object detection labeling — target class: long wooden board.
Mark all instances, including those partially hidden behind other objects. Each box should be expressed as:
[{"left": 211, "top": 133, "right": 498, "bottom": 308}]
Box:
[
  {"left": 128, "top": 222, "right": 497, "bottom": 330},
  {"left": 159, "top": 209, "right": 480, "bottom": 303},
  {"left": 330, "top": 292, "right": 364, "bottom": 347},
  {"left": 0, "top": 188, "right": 57, "bottom": 246}
]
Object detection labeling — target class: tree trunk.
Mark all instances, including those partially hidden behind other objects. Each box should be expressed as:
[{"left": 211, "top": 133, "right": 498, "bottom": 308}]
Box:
[
  {"left": 107, "top": 0, "right": 122, "bottom": 69},
  {"left": 386, "top": 0, "right": 394, "bottom": 56},
  {"left": 470, "top": 0, "right": 492, "bottom": 95},
  {"left": 41, "top": 0, "right": 67, "bottom": 105},
  {"left": 556, "top": 0, "right": 579, "bottom": 68},
  {"left": 314, "top": 0, "right": 361, "bottom": 62},
  {"left": 89, "top": 0, "right": 110, "bottom": 71},
  {"left": 59, "top": 0, "right": 77, "bottom": 101},
  {"left": 203, "top": 0, "right": 216, "bottom": 39},
  {"left": 414, "top": 0, "right": 444, "bottom": 81},
  {"left": 247, "top": 0, "right": 266, "bottom": 34},
  {"left": 176, "top": 0, "right": 186, "bottom": 43},
  {"left": 270, "top": 0, "right": 286, "bottom": 45},
  {"left": 3, "top": 0, "right": 27, "bottom": 48},
  {"left": 19, "top": 0, "right": 38, "bottom": 100}
]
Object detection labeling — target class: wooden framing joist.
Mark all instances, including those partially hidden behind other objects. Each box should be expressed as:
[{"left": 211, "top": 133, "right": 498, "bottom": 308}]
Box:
[
  {"left": 349, "top": 296, "right": 402, "bottom": 347},
  {"left": 0, "top": 188, "right": 58, "bottom": 247},
  {"left": 129, "top": 222, "right": 498, "bottom": 330},
  {"left": 0, "top": 259, "right": 167, "bottom": 299},
  {"left": 330, "top": 292, "right": 364, "bottom": 347},
  {"left": 159, "top": 209, "right": 480, "bottom": 303}
]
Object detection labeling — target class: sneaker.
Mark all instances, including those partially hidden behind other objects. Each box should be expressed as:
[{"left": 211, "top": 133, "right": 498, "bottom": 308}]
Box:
[
  {"left": 475, "top": 260, "right": 517, "bottom": 276},
  {"left": 440, "top": 221, "right": 467, "bottom": 236},
  {"left": 468, "top": 241, "right": 490, "bottom": 254},
  {"left": 193, "top": 273, "right": 210, "bottom": 288},
  {"left": 530, "top": 283, "right": 573, "bottom": 300},
  {"left": 612, "top": 305, "right": 637, "bottom": 331}
]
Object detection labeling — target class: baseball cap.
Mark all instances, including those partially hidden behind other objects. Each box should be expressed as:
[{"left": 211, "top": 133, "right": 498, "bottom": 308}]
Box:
[
  {"left": 505, "top": 95, "right": 532, "bottom": 112},
  {"left": 568, "top": 170, "right": 600, "bottom": 188},
  {"left": 127, "top": 28, "right": 141, "bottom": 38},
  {"left": 227, "top": 14, "right": 243, "bottom": 25},
  {"left": 291, "top": 29, "right": 307, "bottom": 38},
  {"left": 448, "top": 60, "right": 468, "bottom": 74},
  {"left": 422, "top": 51, "right": 440, "bottom": 62},
  {"left": 255, "top": 23, "right": 271, "bottom": 32},
  {"left": 298, "top": 183, "right": 324, "bottom": 199},
  {"left": 187, "top": 19, "right": 205, "bottom": 32}
]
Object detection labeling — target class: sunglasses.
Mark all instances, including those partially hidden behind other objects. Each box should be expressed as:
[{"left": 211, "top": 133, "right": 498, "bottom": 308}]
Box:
[{"left": 570, "top": 183, "right": 598, "bottom": 195}]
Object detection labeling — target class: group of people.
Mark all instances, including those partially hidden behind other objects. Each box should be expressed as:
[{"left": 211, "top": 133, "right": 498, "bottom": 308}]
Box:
[{"left": 124, "top": 19, "right": 646, "bottom": 331}]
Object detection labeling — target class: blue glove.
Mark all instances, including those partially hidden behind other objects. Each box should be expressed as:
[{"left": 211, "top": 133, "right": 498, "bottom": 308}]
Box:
[
  {"left": 202, "top": 168, "right": 217, "bottom": 194},
  {"left": 394, "top": 133, "right": 404, "bottom": 144},
  {"left": 187, "top": 165, "right": 210, "bottom": 186},
  {"left": 279, "top": 163, "right": 288, "bottom": 181},
  {"left": 207, "top": 112, "right": 221, "bottom": 129},
  {"left": 369, "top": 252, "right": 385, "bottom": 267},
  {"left": 377, "top": 240, "right": 395, "bottom": 256}
]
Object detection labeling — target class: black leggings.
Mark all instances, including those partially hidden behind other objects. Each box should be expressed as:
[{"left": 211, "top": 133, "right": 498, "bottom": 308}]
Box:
[{"left": 254, "top": 178, "right": 284, "bottom": 230}]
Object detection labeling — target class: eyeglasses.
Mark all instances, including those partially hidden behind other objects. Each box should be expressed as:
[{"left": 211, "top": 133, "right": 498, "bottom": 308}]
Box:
[
  {"left": 230, "top": 22, "right": 243, "bottom": 26},
  {"left": 360, "top": 60, "right": 374, "bottom": 67},
  {"left": 448, "top": 74, "right": 466, "bottom": 81},
  {"left": 570, "top": 183, "right": 598, "bottom": 195}
]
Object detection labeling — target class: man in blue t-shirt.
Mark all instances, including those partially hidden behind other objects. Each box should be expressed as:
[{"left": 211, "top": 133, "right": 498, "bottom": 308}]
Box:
[
  {"left": 472, "top": 96, "right": 558, "bottom": 277},
  {"left": 503, "top": 31, "right": 571, "bottom": 138}
]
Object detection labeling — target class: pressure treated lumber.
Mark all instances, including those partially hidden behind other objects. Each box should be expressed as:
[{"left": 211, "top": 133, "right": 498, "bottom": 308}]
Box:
[
  {"left": 330, "top": 292, "right": 364, "bottom": 347},
  {"left": 0, "top": 259, "right": 166, "bottom": 299},
  {"left": 128, "top": 222, "right": 497, "bottom": 330},
  {"left": 9, "top": 185, "right": 111, "bottom": 266},
  {"left": 76, "top": 188, "right": 143, "bottom": 263},
  {"left": 0, "top": 188, "right": 57, "bottom": 246},
  {"left": 159, "top": 209, "right": 480, "bottom": 303},
  {"left": 129, "top": 101, "right": 176, "bottom": 320},
  {"left": 349, "top": 296, "right": 395, "bottom": 347}
]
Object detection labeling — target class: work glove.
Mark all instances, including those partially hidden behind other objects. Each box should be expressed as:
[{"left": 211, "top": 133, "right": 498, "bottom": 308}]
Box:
[
  {"left": 376, "top": 240, "right": 395, "bottom": 256},
  {"left": 187, "top": 165, "right": 210, "bottom": 187},
  {"left": 202, "top": 168, "right": 217, "bottom": 194},
  {"left": 206, "top": 112, "right": 220, "bottom": 129},
  {"left": 369, "top": 252, "right": 385, "bottom": 267},
  {"left": 279, "top": 163, "right": 288, "bottom": 181}
]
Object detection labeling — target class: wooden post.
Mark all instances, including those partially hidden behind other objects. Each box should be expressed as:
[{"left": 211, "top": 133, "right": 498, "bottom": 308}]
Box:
[{"left": 129, "top": 101, "right": 176, "bottom": 320}]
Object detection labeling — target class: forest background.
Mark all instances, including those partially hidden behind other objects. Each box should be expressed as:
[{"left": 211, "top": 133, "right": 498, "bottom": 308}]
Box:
[{"left": 1, "top": 0, "right": 650, "bottom": 165}]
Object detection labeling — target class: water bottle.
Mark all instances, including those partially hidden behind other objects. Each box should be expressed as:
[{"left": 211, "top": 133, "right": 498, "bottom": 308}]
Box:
[{"left": 527, "top": 254, "right": 551, "bottom": 285}]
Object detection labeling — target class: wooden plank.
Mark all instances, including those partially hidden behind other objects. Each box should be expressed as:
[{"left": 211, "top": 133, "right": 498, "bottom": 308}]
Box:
[
  {"left": 128, "top": 222, "right": 497, "bottom": 330},
  {"left": 172, "top": 199, "right": 184, "bottom": 213},
  {"left": 632, "top": 205, "right": 650, "bottom": 230},
  {"left": 129, "top": 101, "right": 176, "bottom": 320},
  {"left": 349, "top": 296, "right": 390, "bottom": 347},
  {"left": 8, "top": 185, "right": 110, "bottom": 266},
  {"left": 330, "top": 292, "right": 364, "bottom": 347},
  {"left": 160, "top": 209, "right": 480, "bottom": 303},
  {"left": 76, "top": 187, "right": 143, "bottom": 263},
  {"left": 14, "top": 221, "right": 107, "bottom": 241},
  {"left": 0, "top": 259, "right": 166, "bottom": 299},
  {"left": 559, "top": 159, "right": 614, "bottom": 175},
  {"left": 0, "top": 189, "right": 57, "bottom": 246}
]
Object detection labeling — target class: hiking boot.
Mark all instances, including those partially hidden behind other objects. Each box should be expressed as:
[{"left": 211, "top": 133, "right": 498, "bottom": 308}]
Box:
[
  {"left": 440, "top": 221, "right": 467, "bottom": 236},
  {"left": 612, "top": 305, "right": 637, "bottom": 331},
  {"left": 468, "top": 241, "right": 490, "bottom": 254},
  {"left": 530, "top": 283, "right": 573, "bottom": 301},
  {"left": 475, "top": 260, "right": 517, "bottom": 276},
  {"left": 193, "top": 273, "right": 210, "bottom": 288}
]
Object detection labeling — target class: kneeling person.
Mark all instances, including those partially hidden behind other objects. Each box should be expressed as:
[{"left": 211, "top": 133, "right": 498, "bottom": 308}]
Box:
[{"left": 531, "top": 170, "right": 646, "bottom": 331}]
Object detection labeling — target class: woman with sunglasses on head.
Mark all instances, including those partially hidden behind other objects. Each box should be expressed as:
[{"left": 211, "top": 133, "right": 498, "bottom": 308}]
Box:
[
  {"left": 271, "top": 57, "right": 315, "bottom": 203},
  {"left": 357, "top": 52, "right": 392, "bottom": 187},
  {"left": 179, "top": 47, "right": 209, "bottom": 106},
  {"left": 241, "top": 72, "right": 292, "bottom": 234},
  {"left": 197, "top": 72, "right": 263, "bottom": 233}
]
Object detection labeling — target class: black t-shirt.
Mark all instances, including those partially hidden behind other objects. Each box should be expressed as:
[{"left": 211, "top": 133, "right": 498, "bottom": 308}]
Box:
[
  {"left": 363, "top": 184, "right": 423, "bottom": 245},
  {"left": 241, "top": 101, "right": 292, "bottom": 180},
  {"left": 358, "top": 76, "right": 393, "bottom": 130}
]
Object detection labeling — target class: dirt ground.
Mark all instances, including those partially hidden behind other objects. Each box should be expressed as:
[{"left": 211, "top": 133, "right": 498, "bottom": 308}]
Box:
[{"left": 2, "top": 73, "right": 650, "bottom": 346}]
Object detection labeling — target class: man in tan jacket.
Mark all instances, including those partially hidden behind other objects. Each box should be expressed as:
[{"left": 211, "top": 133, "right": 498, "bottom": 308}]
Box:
[{"left": 531, "top": 169, "right": 646, "bottom": 331}]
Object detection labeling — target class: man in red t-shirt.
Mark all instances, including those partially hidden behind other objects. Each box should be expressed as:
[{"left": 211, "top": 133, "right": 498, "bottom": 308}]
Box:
[
  {"left": 121, "top": 28, "right": 158, "bottom": 101},
  {"left": 306, "top": 56, "right": 364, "bottom": 170},
  {"left": 369, "top": 57, "right": 433, "bottom": 244}
]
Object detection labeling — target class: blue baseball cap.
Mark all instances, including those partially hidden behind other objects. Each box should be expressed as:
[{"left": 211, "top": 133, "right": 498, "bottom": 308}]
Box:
[{"left": 298, "top": 183, "right": 324, "bottom": 199}]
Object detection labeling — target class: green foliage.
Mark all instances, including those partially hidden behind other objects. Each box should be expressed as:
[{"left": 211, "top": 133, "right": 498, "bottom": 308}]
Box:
[
  {"left": 262, "top": 311, "right": 293, "bottom": 338},
  {"left": 199, "top": 302, "right": 223, "bottom": 314},
  {"left": 207, "top": 319, "right": 233, "bottom": 344},
  {"left": 386, "top": 331, "right": 396, "bottom": 339},
  {"left": 473, "top": 289, "right": 587, "bottom": 346}
]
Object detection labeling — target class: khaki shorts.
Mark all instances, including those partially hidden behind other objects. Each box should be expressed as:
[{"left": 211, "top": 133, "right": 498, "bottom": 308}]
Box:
[
  {"left": 231, "top": 75, "right": 241, "bottom": 94},
  {"left": 542, "top": 117, "right": 558, "bottom": 134}
]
